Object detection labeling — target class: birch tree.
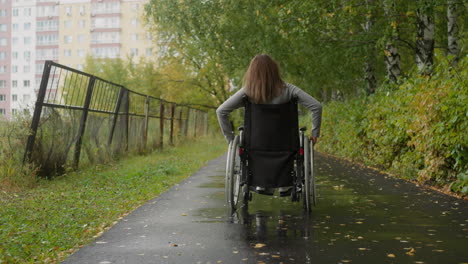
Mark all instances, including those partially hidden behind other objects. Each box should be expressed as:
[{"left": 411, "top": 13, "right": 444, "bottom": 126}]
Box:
[
  {"left": 416, "top": 0, "right": 435, "bottom": 75},
  {"left": 364, "top": 0, "right": 377, "bottom": 94},
  {"left": 447, "top": 0, "right": 460, "bottom": 64},
  {"left": 383, "top": 0, "right": 401, "bottom": 83}
]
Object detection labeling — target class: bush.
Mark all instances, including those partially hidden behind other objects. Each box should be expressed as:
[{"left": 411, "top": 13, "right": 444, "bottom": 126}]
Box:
[
  {"left": 315, "top": 56, "right": 467, "bottom": 193},
  {"left": 0, "top": 117, "right": 38, "bottom": 191}
]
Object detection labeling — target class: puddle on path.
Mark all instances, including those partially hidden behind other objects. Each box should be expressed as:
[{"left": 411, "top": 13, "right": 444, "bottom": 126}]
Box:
[{"left": 192, "top": 154, "right": 468, "bottom": 263}]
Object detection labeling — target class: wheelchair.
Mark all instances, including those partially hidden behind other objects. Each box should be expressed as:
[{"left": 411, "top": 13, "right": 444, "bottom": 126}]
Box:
[{"left": 225, "top": 97, "right": 316, "bottom": 216}]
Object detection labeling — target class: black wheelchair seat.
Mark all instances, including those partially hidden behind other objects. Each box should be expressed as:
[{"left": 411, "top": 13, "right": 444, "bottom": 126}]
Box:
[{"left": 243, "top": 98, "right": 299, "bottom": 188}]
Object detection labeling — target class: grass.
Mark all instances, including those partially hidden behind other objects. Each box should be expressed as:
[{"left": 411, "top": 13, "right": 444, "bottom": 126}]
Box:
[{"left": 0, "top": 136, "right": 226, "bottom": 263}]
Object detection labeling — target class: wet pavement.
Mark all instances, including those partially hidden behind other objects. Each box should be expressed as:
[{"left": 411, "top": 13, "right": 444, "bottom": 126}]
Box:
[{"left": 62, "top": 153, "right": 468, "bottom": 264}]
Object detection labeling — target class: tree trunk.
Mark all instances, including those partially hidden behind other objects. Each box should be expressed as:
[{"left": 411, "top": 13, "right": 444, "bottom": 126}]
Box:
[
  {"left": 416, "top": 0, "right": 435, "bottom": 75},
  {"left": 383, "top": 0, "right": 401, "bottom": 83},
  {"left": 447, "top": 0, "right": 459, "bottom": 64},
  {"left": 364, "top": 0, "right": 377, "bottom": 95}
]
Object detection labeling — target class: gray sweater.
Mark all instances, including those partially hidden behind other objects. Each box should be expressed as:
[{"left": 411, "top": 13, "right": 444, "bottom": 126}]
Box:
[{"left": 216, "top": 83, "right": 322, "bottom": 142}]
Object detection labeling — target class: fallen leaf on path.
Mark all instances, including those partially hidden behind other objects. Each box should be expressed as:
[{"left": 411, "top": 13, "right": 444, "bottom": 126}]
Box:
[
  {"left": 181, "top": 213, "right": 187, "bottom": 216},
  {"left": 405, "top": 248, "right": 415, "bottom": 256},
  {"left": 253, "top": 243, "right": 266, "bottom": 248},
  {"left": 387, "top": 253, "right": 396, "bottom": 258},
  {"left": 259, "top": 252, "right": 269, "bottom": 256}
]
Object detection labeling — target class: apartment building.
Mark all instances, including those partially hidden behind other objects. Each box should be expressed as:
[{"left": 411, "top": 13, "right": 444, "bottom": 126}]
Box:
[{"left": 0, "top": 0, "right": 154, "bottom": 120}]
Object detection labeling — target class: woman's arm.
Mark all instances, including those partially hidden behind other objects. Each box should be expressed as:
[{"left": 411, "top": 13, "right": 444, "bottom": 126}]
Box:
[
  {"left": 287, "top": 83, "right": 323, "bottom": 140},
  {"left": 216, "top": 88, "right": 245, "bottom": 142}
]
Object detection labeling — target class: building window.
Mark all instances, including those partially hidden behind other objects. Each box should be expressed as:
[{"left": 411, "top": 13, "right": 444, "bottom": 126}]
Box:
[
  {"left": 24, "top": 65, "right": 30, "bottom": 73},
  {"left": 0, "top": 108, "right": 5, "bottom": 115},
  {"left": 0, "top": 94, "right": 6, "bottom": 101},
  {"left": 65, "top": 6, "right": 72, "bottom": 16},
  {"left": 0, "top": 38, "right": 8, "bottom": 46},
  {"left": 0, "top": 24, "right": 6, "bottom": 32},
  {"left": 24, "top": 37, "right": 32, "bottom": 45},
  {"left": 0, "top": 52, "right": 5, "bottom": 60},
  {"left": 24, "top": 22, "right": 31, "bottom": 30},
  {"left": 0, "top": 9, "right": 7, "bottom": 17},
  {"left": 24, "top": 51, "right": 31, "bottom": 60},
  {"left": 0, "top": 80, "right": 6, "bottom": 88},
  {"left": 131, "top": 34, "right": 139, "bottom": 41},
  {"left": 37, "top": 34, "right": 58, "bottom": 45},
  {"left": 12, "top": 65, "right": 18, "bottom": 73},
  {"left": 130, "top": 48, "right": 138, "bottom": 56},
  {"left": 79, "top": 6, "right": 85, "bottom": 15},
  {"left": 12, "top": 23, "right": 18, "bottom": 31},
  {"left": 79, "top": 20, "right": 86, "bottom": 28},
  {"left": 12, "top": 80, "right": 17, "bottom": 88},
  {"left": 36, "top": 64, "right": 44, "bottom": 74},
  {"left": 12, "top": 37, "right": 18, "bottom": 45},
  {"left": 64, "top": 49, "right": 72, "bottom": 57},
  {"left": 24, "top": 80, "right": 30, "bottom": 87},
  {"left": 12, "top": 94, "right": 17, "bottom": 102},
  {"left": 12, "top": 52, "right": 18, "bottom": 60},
  {"left": 37, "top": 20, "right": 58, "bottom": 31},
  {"left": 12, "top": 8, "right": 18, "bottom": 16},
  {"left": 24, "top": 8, "right": 32, "bottom": 16},
  {"left": 131, "top": 18, "right": 138, "bottom": 26},
  {"left": 77, "top": 34, "right": 86, "bottom": 43},
  {"left": 0, "top": 65, "right": 6, "bottom": 73},
  {"left": 23, "top": 94, "right": 31, "bottom": 102},
  {"left": 11, "top": 109, "right": 17, "bottom": 115},
  {"left": 64, "top": 20, "right": 72, "bottom": 29},
  {"left": 146, "top": 48, "right": 152, "bottom": 56},
  {"left": 77, "top": 49, "right": 85, "bottom": 57},
  {"left": 64, "top": 35, "right": 72, "bottom": 44}
]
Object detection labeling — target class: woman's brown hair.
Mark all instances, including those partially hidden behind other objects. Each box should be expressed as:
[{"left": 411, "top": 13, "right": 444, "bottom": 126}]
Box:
[{"left": 243, "top": 54, "right": 285, "bottom": 104}]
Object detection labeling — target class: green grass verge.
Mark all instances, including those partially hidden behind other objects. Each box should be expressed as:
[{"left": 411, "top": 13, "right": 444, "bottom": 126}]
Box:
[{"left": 0, "top": 136, "right": 226, "bottom": 263}]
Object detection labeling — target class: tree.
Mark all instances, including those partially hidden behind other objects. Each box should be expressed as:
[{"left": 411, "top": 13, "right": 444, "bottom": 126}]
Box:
[
  {"left": 383, "top": 0, "right": 401, "bottom": 83},
  {"left": 447, "top": 0, "right": 460, "bottom": 64},
  {"left": 416, "top": 0, "right": 435, "bottom": 75}
]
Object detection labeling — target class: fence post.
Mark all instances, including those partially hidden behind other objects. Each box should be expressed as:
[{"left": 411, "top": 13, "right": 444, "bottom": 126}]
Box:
[
  {"left": 159, "top": 102, "right": 165, "bottom": 148},
  {"left": 204, "top": 112, "right": 209, "bottom": 136},
  {"left": 184, "top": 107, "right": 190, "bottom": 137},
  {"left": 169, "top": 103, "right": 175, "bottom": 145},
  {"left": 124, "top": 91, "right": 129, "bottom": 151},
  {"left": 108, "top": 87, "right": 125, "bottom": 146},
  {"left": 178, "top": 107, "right": 183, "bottom": 137},
  {"left": 143, "top": 96, "right": 150, "bottom": 149},
  {"left": 23, "top": 61, "right": 52, "bottom": 163},
  {"left": 73, "top": 77, "right": 96, "bottom": 168},
  {"left": 194, "top": 110, "right": 198, "bottom": 138}
]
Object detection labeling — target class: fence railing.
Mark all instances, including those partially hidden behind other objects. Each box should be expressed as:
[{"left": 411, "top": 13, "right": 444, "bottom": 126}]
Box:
[{"left": 24, "top": 61, "right": 208, "bottom": 175}]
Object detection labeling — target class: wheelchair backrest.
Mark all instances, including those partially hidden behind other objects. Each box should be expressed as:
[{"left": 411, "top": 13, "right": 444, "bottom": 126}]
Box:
[{"left": 243, "top": 97, "right": 299, "bottom": 152}]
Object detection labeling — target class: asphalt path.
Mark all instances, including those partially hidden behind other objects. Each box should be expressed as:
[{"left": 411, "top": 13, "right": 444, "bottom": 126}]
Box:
[{"left": 62, "top": 153, "right": 468, "bottom": 264}]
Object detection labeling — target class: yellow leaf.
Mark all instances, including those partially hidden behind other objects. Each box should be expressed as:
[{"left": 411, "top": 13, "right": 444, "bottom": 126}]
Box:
[
  {"left": 387, "top": 253, "right": 396, "bottom": 258},
  {"left": 253, "top": 243, "right": 266, "bottom": 248},
  {"left": 406, "top": 248, "right": 416, "bottom": 256}
]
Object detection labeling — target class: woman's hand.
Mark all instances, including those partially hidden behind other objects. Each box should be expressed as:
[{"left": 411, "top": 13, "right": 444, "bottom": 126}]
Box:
[{"left": 311, "top": 136, "right": 318, "bottom": 145}]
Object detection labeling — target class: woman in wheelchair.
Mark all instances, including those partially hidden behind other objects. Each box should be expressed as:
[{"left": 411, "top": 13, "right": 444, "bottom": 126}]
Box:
[{"left": 216, "top": 54, "right": 322, "bottom": 213}]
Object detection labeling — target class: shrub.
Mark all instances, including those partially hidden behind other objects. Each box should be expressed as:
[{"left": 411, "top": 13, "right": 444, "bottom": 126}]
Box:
[
  {"left": 0, "top": 116, "right": 38, "bottom": 191},
  {"left": 315, "top": 55, "right": 467, "bottom": 193}
]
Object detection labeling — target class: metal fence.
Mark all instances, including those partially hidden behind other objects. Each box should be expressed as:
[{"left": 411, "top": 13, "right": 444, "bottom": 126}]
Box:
[{"left": 24, "top": 61, "right": 208, "bottom": 175}]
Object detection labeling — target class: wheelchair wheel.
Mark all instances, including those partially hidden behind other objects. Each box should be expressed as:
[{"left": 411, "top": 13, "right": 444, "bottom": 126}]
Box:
[
  {"left": 310, "top": 140, "right": 316, "bottom": 206},
  {"left": 303, "top": 136, "right": 312, "bottom": 212},
  {"left": 226, "top": 136, "right": 241, "bottom": 215}
]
